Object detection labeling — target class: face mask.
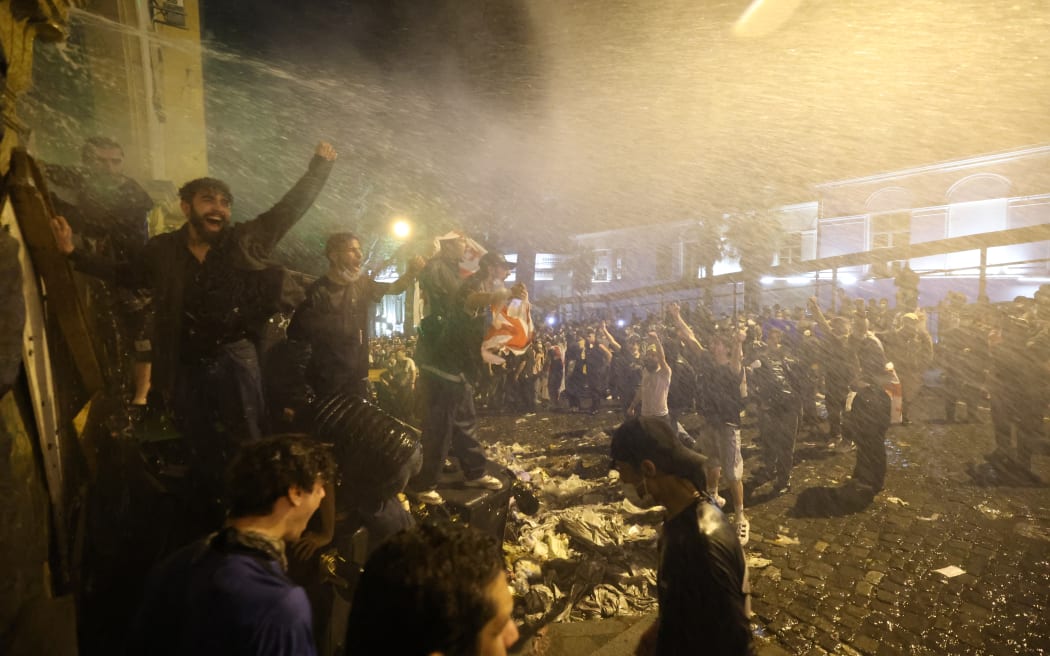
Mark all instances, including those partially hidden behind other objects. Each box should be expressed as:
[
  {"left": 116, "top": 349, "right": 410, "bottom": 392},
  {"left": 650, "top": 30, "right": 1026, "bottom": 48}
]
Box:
[
  {"left": 621, "top": 480, "right": 658, "bottom": 509},
  {"left": 337, "top": 266, "right": 363, "bottom": 283}
]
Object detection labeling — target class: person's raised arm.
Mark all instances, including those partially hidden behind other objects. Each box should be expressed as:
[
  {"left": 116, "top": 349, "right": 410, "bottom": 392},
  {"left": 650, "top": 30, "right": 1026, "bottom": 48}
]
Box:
[
  {"left": 668, "top": 302, "right": 705, "bottom": 358},
  {"left": 807, "top": 296, "right": 832, "bottom": 334},
  {"left": 51, "top": 215, "right": 151, "bottom": 289},
  {"left": 599, "top": 320, "right": 621, "bottom": 351},
  {"left": 648, "top": 331, "right": 668, "bottom": 371},
  {"left": 386, "top": 255, "right": 426, "bottom": 296},
  {"left": 246, "top": 141, "right": 338, "bottom": 254}
]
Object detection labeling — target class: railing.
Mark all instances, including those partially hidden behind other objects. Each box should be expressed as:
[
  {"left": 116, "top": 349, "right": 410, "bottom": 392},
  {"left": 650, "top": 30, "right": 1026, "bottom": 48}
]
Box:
[{"left": 582, "top": 224, "right": 1050, "bottom": 306}]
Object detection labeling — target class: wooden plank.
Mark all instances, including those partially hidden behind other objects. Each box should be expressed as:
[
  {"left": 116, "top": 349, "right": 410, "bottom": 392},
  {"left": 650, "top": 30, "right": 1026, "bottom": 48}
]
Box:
[
  {"left": 8, "top": 148, "right": 105, "bottom": 393},
  {"left": 1, "top": 198, "right": 71, "bottom": 583}
]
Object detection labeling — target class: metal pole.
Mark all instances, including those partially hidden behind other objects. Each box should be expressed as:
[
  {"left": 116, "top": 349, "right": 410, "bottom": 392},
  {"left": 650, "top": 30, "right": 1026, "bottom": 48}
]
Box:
[
  {"left": 831, "top": 267, "right": 838, "bottom": 313},
  {"left": 978, "top": 247, "right": 989, "bottom": 303}
]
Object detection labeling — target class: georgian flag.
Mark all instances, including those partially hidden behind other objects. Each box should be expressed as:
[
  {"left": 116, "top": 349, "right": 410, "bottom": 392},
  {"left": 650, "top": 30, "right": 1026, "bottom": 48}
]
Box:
[{"left": 481, "top": 298, "right": 534, "bottom": 366}]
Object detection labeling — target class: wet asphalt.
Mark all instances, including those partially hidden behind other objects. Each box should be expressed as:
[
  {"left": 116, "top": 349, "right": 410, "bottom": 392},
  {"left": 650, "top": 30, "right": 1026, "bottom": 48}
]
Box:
[{"left": 480, "top": 391, "right": 1050, "bottom": 655}]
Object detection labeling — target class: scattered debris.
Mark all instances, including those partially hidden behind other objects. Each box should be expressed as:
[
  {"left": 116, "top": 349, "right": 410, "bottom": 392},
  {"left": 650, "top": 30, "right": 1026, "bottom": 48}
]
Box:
[
  {"left": 917, "top": 513, "right": 940, "bottom": 521},
  {"left": 975, "top": 503, "right": 1013, "bottom": 520},
  {"left": 1013, "top": 522, "right": 1050, "bottom": 543},
  {"left": 486, "top": 434, "right": 662, "bottom": 625},
  {"left": 934, "top": 565, "right": 966, "bottom": 578},
  {"left": 772, "top": 534, "right": 800, "bottom": 546},
  {"left": 885, "top": 496, "right": 910, "bottom": 507},
  {"left": 748, "top": 555, "right": 774, "bottom": 569}
]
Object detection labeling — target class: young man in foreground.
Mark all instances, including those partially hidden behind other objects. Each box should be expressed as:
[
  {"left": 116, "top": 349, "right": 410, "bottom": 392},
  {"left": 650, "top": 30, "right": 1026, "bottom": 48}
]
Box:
[
  {"left": 128, "top": 434, "right": 336, "bottom": 656},
  {"left": 345, "top": 522, "right": 520, "bottom": 655},
  {"left": 611, "top": 417, "right": 752, "bottom": 656}
]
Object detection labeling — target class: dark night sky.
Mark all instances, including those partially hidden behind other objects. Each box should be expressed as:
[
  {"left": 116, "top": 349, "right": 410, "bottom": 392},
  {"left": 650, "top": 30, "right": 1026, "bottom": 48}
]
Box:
[{"left": 196, "top": 0, "right": 1050, "bottom": 251}]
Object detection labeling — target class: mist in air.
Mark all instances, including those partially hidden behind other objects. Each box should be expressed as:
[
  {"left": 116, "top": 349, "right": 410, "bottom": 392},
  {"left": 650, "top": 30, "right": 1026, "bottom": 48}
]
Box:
[{"left": 25, "top": 0, "right": 1050, "bottom": 272}]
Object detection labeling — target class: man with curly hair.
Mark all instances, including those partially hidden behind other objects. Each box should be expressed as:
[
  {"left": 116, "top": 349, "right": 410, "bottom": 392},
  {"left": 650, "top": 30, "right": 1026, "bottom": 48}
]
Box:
[
  {"left": 128, "top": 434, "right": 336, "bottom": 656},
  {"left": 345, "top": 522, "right": 519, "bottom": 656}
]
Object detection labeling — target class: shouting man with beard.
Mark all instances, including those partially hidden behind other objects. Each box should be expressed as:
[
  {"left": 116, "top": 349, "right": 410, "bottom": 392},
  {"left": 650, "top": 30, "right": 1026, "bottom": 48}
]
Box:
[
  {"left": 52, "top": 142, "right": 338, "bottom": 523},
  {"left": 285, "top": 232, "right": 424, "bottom": 407}
]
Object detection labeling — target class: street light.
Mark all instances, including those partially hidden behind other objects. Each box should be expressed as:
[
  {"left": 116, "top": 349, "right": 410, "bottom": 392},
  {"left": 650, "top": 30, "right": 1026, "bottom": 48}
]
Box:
[{"left": 392, "top": 218, "right": 412, "bottom": 240}]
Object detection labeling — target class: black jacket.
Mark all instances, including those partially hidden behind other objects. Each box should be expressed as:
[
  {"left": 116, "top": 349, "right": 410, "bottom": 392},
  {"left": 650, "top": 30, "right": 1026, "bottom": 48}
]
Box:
[{"left": 71, "top": 155, "right": 334, "bottom": 402}]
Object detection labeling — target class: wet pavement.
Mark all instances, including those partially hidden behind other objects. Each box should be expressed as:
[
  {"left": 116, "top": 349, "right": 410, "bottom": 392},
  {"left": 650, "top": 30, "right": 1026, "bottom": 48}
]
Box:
[{"left": 481, "top": 393, "right": 1050, "bottom": 655}]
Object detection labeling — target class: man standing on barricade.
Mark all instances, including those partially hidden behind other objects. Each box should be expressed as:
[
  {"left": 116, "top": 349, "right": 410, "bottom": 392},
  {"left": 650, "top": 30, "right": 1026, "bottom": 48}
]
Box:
[
  {"left": 51, "top": 142, "right": 338, "bottom": 516},
  {"left": 285, "top": 232, "right": 424, "bottom": 409},
  {"left": 409, "top": 235, "right": 507, "bottom": 505},
  {"left": 45, "top": 136, "right": 156, "bottom": 410}
]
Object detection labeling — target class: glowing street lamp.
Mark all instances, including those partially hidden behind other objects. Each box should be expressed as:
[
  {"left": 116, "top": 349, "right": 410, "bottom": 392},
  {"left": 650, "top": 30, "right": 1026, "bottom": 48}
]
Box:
[{"left": 391, "top": 218, "right": 412, "bottom": 240}]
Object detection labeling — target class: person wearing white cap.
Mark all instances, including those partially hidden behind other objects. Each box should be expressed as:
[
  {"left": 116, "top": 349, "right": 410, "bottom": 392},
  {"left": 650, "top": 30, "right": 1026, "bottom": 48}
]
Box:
[{"left": 409, "top": 233, "right": 503, "bottom": 504}]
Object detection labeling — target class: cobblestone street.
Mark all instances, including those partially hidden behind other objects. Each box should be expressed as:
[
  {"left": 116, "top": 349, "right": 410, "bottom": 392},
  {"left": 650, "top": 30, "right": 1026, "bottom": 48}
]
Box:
[{"left": 483, "top": 393, "right": 1050, "bottom": 655}]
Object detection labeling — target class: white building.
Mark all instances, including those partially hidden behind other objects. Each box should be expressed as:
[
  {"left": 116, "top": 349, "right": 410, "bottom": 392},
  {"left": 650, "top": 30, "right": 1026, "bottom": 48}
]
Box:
[{"left": 511, "top": 145, "right": 1050, "bottom": 321}]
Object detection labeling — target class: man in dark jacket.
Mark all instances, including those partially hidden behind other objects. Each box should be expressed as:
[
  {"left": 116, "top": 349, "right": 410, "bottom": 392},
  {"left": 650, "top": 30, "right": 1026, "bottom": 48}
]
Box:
[
  {"left": 45, "top": 136, "right": 156, "bottom": 406},
  {"left": 610, "top": 417, "right": 751, "bottom": 656},
  {"left": 51, "top": 142, "right": 337, "bottom": 509},
  {"left": 285, "top": 232, "right": 424, "bottom": 409},
  {"left": 751, "top": 327, "right": 804, "bottom": 493}
]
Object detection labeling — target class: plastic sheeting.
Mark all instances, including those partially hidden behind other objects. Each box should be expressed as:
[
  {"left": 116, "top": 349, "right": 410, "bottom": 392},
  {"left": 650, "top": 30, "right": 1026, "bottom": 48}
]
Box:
[{"left": 487, "top": 431, "right": 661, "bottom": 625}]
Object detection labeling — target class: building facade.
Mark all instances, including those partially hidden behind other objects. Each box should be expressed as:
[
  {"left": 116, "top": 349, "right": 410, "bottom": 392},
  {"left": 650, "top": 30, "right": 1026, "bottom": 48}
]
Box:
[{"left": 521, "top": 145, "right": 1050, "bottom": 322}]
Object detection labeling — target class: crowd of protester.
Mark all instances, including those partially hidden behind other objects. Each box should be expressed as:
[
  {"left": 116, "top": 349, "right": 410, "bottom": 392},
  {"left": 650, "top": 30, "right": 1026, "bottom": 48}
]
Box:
[{"left": 40, "top": 134, "right": 1048, "bottom": 655}]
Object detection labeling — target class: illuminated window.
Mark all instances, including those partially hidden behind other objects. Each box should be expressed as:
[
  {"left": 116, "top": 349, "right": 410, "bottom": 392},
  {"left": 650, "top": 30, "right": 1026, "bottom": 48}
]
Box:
[
  {"left": 593, "top": 249, "right": 610, "bottom": 282},
  {"left": 535, "top": 253, "right": 559, "bottom": 281},
  {"left": 777, "top": 233, "right": 803, "bottom": 265},
  {"left": 870, "top": 212, "right": 910, "bottom": 249}
]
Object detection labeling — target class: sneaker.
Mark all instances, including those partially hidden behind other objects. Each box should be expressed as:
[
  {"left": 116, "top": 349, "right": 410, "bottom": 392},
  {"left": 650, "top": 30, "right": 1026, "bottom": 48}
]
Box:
[
  {"left": 414, "top": 490, "right": 445, "bottom": 505},
  {"left": 711, "top": 493, "right": 727, "bottom": 508},
  {"left": 464, "top": 474, "right": 504, "bottom": 491},
  {"left": 736, "top": 515, "right": 750, "bottom": 546}
]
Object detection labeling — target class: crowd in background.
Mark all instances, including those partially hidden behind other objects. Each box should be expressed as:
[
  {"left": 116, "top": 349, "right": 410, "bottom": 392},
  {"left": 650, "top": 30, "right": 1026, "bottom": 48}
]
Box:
[{"left": 366, "top": 285, "right": 1044, "bottom": 490}]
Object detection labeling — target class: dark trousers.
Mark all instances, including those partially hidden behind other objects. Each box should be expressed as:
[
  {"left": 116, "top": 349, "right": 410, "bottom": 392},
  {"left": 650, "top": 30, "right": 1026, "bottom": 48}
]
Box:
[
  {"left": 759, "top": 402, "right": 800, "bottom": 487},
  {"left": 413, "top": 373, "right": 488, "bottom": 490},
  {"left": 172, "top": 339, "right": 265, "bottom": 526},
  {"left": 848, "top": 387, "right": 889, "bottom": 492},
  {"left": 990, "top": 393, "right": 1037, "bottom": 470},
  {"left": 512, "top": 375, "right": 537, "bottom": 412},
  {"left": 944, "top": 378, "right": 981, "bottom": 422},
  {"left": 826, "top": 387, "right": 848, "bottom": 439}
]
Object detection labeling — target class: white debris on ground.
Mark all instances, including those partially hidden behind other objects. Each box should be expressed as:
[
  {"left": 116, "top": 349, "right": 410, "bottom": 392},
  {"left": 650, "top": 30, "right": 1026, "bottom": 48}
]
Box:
[{"left": 485, "top": 430, "right": 660, "bottom": 625}]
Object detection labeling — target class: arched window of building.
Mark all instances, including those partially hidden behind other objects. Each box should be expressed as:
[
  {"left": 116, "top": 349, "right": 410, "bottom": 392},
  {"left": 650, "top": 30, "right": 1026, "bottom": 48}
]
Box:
[
  {"left": 946, "top": 174, "right": 1011, "bottom": 238},
  {"left": 865, "top": 187, "right": 913, "bottom": 250}
]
